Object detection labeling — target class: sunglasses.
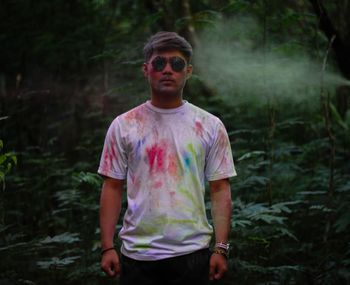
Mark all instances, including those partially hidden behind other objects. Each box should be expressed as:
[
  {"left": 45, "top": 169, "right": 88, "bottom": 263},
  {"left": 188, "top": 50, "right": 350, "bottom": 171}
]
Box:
[{"left": 151, "top": 56, "right": 187, "bottom": 72}]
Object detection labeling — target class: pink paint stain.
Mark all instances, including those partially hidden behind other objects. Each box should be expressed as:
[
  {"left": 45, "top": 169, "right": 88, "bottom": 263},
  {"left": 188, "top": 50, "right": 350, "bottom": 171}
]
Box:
[
  {"left": 153, "top": 181, "right": 163, "bottom": 189},
  {"left": 146, "top": 143, "right": 166, "bottom": 173},
  {"left": 130, "top": 174, "right": 136, "bottom": 184},
  {"left": 167, "top": 153, "right": 178, "bottom": 179},
  {"left": 101, "top": 132, "right": 119, "bottom": 173},
  {"left": 125, "top": 108, "right": 143, "bottom": 122},
  {"left": 170, "top": 191, "right": 177, "bottom": 208},
  {"left": 107, "top": 128, "right": 118, "bottom": 161},
  {"left": 195, "top": 121, "right": 204, "bottom": 137},
  {"left": 110, "top": 139, "right": 118, "bottom": 161},
  {"left": 102, "top": 150, "right": 111, "bottom": 172}
]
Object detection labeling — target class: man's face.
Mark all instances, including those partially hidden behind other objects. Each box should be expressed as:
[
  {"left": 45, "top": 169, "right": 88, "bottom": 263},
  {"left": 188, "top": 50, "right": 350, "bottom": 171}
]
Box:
[{"left": 143, "top": 50, "right": 192, "bottom": 98}]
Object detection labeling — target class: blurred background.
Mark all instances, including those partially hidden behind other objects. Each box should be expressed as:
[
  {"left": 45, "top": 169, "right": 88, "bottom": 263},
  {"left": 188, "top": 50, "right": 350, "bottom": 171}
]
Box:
[{"left": 1, "top": 0, "right": 350, "bottom": 284}]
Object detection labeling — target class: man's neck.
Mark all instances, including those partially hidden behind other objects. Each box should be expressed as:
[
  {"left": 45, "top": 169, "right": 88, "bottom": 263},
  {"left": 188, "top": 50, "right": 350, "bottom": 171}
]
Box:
[{"left": 150, "top": 94, "right": 183, "bottom": 109}]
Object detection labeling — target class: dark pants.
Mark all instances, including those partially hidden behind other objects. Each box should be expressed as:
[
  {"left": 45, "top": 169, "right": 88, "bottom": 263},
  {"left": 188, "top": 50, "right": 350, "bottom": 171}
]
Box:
[{"left": 120, "top": 248, "right": 210, "bottom": 285}]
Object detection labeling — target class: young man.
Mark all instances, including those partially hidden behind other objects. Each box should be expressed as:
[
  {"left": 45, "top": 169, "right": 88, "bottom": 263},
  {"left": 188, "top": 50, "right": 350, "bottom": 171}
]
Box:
[{"left": 98, "top": 31, "right": 236, "bottom": 284}]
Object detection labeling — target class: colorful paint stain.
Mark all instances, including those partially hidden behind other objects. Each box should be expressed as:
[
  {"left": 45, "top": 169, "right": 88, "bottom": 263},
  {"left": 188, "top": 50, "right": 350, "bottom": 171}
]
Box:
[
  {"left": 125, "top": 108, "right": 144, "bottom": 122},
  {"left": 187, "top": 143, "right": 197, "bottom": 163},
  {"left": 169, "top": 191, "right": 179, "bottom": 208},
  {"left": 146, "top": 143, "right": 167, "bottom": 173},
  {"left": 178, "top": 187, "right": 202, "bottom": 214},
  {"left": 194, "top": 121, "right": 204, "bottom": 137},
  {"left": 102, "top": 150, "right": 111, "bottom": 172},
  {"left": 180, "top": 150, "right": 192, "bottom": 172},
  {"left": 182, "top": 143, "right": 201, "bottom": 173},
  {"left": 135, "top": 137, "right": 146, "bottom": 160},
  {"left": 167, "top": 153, "right": 179, "bottom": 179},
  {"left": 153, "top": 180, "right": 163, "bottom": 189},
  {"left": 110, "top": 139, "right": 118, "bottom": 160}
]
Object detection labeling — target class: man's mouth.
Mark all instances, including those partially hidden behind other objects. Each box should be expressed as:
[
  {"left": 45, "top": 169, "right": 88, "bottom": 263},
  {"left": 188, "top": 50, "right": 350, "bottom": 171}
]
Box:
[{"left": 160, "top": 78, "right": 175, "bottom": 83}]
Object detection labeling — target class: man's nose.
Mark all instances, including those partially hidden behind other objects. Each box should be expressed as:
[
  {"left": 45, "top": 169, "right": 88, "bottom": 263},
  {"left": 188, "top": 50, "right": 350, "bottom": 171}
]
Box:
[{"left": 162, "top": 62, "right": 173, "bottom": 73}]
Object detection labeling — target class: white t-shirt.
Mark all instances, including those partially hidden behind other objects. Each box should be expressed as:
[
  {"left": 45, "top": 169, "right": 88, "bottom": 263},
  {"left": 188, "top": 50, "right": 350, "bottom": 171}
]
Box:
[{"left": 98, "top": 100, "right": 236, "bottom": 261}]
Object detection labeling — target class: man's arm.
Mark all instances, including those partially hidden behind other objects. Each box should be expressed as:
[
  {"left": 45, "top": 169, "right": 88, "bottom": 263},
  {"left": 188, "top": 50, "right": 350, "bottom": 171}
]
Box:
[
  {"left": 100, "top": 177, "right": 125, "bottom": 277},
  {"left": 209, "top": 178, "right": 232, "bottom": 281}
]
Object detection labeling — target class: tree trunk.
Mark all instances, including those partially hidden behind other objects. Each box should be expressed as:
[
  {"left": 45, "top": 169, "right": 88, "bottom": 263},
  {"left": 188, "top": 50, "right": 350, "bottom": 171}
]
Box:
[{"left": 309, "top": 0, "right": 350, "bottom": 117}]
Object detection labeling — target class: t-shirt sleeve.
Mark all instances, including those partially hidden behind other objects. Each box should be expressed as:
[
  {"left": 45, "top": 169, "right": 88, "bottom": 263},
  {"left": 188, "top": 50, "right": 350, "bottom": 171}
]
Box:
[
  {"left": 97, "top": 118, "right": 127, "bottom": 179},
  {"left": 205, "top": 120, "right": 237, "bottom": 181}
]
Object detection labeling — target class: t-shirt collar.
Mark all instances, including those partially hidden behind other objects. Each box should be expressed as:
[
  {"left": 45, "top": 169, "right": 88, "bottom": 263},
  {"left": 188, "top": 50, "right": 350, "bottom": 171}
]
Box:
[{"left": 145, "top": 100, "right": 188, "bottom": 114}]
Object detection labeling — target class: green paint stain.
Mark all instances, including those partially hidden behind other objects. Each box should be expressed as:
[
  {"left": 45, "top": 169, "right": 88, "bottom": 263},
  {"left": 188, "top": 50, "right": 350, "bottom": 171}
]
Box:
[
  {"left": 187, "top": 143, "right": 197, "bottom": 161},
  {"left": 134, "top": 243, "right": 150, "bottom": 250},
  {"left": 136, "top": 215, "right": 196, "bottom": 237},
  {"left": 191, "top": 172, "right": 202, "bottom": 191},
  {"left": 179, "top": 187, "right": 201, "bottom": 211}
]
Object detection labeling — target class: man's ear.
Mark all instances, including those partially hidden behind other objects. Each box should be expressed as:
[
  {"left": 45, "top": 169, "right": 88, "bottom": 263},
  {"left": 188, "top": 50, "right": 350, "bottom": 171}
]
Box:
[
  {"left": 186, "top": 64, "right": 193, "bottom": 79},
  {"left": 143, "top": 63, "right": 148, "bottom": 77}
]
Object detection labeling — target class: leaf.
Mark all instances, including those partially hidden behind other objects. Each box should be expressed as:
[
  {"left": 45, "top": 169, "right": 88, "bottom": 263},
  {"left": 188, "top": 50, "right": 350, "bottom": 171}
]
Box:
[
  {"left": 37, "top": 256, "right": 81, "bottom": 269},
  {"left": 250, "top": 214, "right": 286, "bottom": 224},
  {"left": 237, "top": 150, "right": 266, "bottom": 161},
  {"left": 330, "top": 102, "right": 348, "bottom": 130},
  {"left": 73, "top": 172, "right": 101, "bottom": 187},
  {"left": 0, "top": 224, "right": 12, "bottom": 233},
  {"left": 334, "top": 213, "right": 350, "bottom": 233},
  {"left": 10, "top": 154, "right": 17, "bottom": 165},
  {"left": 276, "top": 117, "right": 305, "bottom": 129},
  {"left": 336, "top": 181, "right": 350, "bottom": 192},
  {"left": 6, "top": 162, "right": 13, "bottom": 172},
  {"left": 0, "top": 154, "right": 6, "bottom": 165},
  {"left": 309, "top": 205, "right": 333, "bottom": 212},
  {"left": 228, "top": 129, "right": 257, "bottom": 136},
  {"left": 232, "top": 219, "right": 252, "bottom": 228},
  {"left": 248, "top": 236, "right": 270, "bottom": 248},
  {"left": 243, "top": 176, "right": 270, "bottom": 186},
  {"left": 297, "top": 191, "right": 327, "bottom": 195},
  {"left": 271, "top": 201, "right": 303, "bottom": 214},
  {"left": 40, "top": 232, "right": 80, "bottom": 244},
  {"left": 16, "top": 279, "right": 36, "bottom": 285},
  {"left": 0, "top": 242, "right": 28, "bottom": 252},
  {"left": 54, "top": 189, "right": 81, "bottom": 207},
  {"left": 277, "top": 227, "right": 298, "bottom": 241}
]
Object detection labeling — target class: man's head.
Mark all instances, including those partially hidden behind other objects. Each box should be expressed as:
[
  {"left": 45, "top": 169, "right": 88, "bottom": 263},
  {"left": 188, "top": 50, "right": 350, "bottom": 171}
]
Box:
[
  {"left": 143, "top": 32, "right": 193, "bottom": 103},
  {"left": 143, "top": 31, "right": 193, "bottom": 64}
]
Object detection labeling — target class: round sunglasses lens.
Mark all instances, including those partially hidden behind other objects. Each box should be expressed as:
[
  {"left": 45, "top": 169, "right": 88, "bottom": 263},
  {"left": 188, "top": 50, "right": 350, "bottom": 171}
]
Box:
[
  {"left": 152, "top": 56, "right": 166, "bottom": 71},
  {"left": 170, "top": 57, "right": 186, "bottom": 72}
]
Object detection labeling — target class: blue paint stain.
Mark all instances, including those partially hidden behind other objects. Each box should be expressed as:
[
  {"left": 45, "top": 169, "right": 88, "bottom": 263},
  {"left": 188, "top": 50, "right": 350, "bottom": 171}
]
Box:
[
  {"left": 183, "top": 152, "right": 191, "bottom": 170},
  {"left": 135, "top": 137, "right": 146, "bottom": 160}
]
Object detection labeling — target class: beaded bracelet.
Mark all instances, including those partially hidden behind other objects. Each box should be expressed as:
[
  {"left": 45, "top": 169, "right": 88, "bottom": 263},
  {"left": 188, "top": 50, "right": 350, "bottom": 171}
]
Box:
[
  {"left": 213, "top": 248, "right": 229, "bottom": 259},
  {"left": 100, "top": 247, "right": 116, "bottom": 256}
]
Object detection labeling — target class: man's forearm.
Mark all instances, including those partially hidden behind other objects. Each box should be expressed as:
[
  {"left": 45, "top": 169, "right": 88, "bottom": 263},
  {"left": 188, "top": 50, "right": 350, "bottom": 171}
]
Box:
[
  {"left": 99, "top": 178, "right": 124, "bottom": 249},
  {"left": 209, "top": 179, "right": 232, "bottom": 243}
]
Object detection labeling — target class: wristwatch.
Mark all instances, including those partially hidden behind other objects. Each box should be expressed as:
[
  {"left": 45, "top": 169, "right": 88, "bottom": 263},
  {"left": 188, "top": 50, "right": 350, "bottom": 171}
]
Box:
[{"left": 213, "top": 242, "right": 230, "bottom": 258}]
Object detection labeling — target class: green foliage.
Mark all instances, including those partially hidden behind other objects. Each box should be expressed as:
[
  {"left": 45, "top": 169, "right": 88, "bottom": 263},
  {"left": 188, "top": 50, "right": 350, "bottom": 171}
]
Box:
[
  {"left": 0, "top": 139, "right": 17, "bottom": 190},
  {"left": 1, "top": 0, "right": 350, "bottom": 284}
]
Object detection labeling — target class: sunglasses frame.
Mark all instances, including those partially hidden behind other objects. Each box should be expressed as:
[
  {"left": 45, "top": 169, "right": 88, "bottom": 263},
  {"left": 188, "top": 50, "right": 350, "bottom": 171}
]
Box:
[{"left": 150, "top": 56, "right": 187, "bottom": 73}]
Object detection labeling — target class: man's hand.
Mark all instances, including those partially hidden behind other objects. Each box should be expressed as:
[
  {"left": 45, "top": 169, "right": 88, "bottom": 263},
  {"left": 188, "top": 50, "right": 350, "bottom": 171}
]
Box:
[
  {"left": 99, "top": 178, "right": 124, "bottom": 278},
  {"left": 209, "top": 253, "right": 228, "bottom": 281},
  {"left": 101, "top": 250, "right": 121, "bottom": 278}
]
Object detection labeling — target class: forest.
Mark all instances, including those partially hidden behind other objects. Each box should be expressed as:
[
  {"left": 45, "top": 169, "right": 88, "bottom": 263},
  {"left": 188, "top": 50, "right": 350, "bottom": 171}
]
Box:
[{"left": 1, "top": 0, "right": 350, "bottom": 284}]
